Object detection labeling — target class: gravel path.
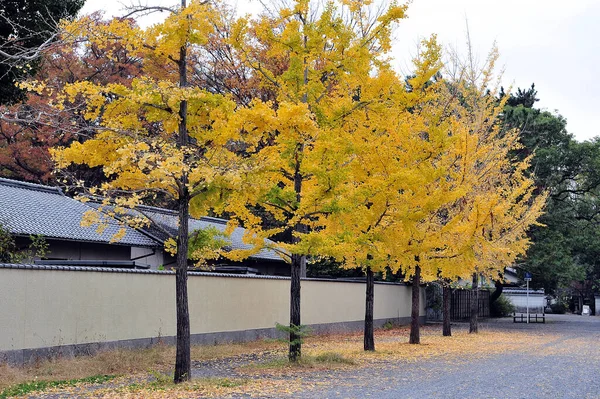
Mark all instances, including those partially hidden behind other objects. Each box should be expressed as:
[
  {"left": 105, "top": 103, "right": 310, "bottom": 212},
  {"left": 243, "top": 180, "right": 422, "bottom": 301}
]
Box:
[
  {"left": 191, "top": 350, "right": 282, "bottom": 379},
  {"left": 20, "top": 314, "right": 600, "bottom": 398},
  {"left": 279, "top": 315, "right": 600, "bottom": 399}
]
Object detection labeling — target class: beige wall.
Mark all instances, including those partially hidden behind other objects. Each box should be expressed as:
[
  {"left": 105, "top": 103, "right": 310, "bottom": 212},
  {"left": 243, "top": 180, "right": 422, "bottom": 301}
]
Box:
[
  {"left": 0, "top": 267, "right": 424, "bottom": 353},
  {"left": 130, "top": 246, "right": 165, "bottom": 268}
]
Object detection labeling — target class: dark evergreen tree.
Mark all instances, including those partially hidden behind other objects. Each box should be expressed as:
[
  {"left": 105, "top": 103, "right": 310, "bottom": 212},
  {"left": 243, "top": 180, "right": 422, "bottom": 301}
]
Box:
[{"left": 502, "top": 85, "right": 600, "bottom": 297}]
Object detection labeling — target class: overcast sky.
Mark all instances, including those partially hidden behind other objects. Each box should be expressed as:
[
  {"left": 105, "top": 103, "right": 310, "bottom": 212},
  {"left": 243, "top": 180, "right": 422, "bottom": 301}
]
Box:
[{"left": 80, "top": 0, "right": 600, "bottom": 142}]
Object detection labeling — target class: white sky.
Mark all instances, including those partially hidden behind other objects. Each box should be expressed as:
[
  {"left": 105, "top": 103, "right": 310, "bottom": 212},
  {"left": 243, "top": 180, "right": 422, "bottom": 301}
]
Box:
[{"left": 80, "top": 0, "right": 600, "bottom": 142}]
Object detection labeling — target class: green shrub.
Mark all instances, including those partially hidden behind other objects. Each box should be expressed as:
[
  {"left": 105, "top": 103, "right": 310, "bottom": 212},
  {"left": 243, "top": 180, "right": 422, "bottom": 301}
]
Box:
[
  {"left": 550, "top": 301, "right": 567, "bottom": 314},
  {"left": 382, "top": 320, "right": 394, "bottom": 330},
  {"left": 275, "top": 323, "right": 312, "bottom": 347},
  {"left": 490, "top": 294, "right": 515, "bottom": 317}
]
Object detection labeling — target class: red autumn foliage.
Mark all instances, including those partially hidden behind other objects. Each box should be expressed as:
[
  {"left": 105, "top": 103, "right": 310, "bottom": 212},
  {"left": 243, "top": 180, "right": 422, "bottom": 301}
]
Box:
[{"left": 0, "top": 13, "right": 143, "bottom": 183}]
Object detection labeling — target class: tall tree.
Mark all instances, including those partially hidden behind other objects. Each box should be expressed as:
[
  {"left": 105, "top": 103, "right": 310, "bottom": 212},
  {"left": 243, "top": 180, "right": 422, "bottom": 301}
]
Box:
[
  {"left": 439, "top": 49, "right": 547, "bottom": 334},
  {"left": 383, "top": 46, "right": 547, "bottom": 341},
  {"left": 303, "top": 43, "right": 445, "bottom": 349},
  {"left": 33, "top": 1, "right": 240, "bottom": 383},
  {"left": 223, "top": 0, "right": 410, "bottom": 361},
  {"left": 500, "top": 84, "right": 600, "bottom": 298},
  {"left": 307, "top": 42, "right": 544, "bottom": 345},
  {"left": 442, "top": 283, "right": 452, "bottom": 336}
]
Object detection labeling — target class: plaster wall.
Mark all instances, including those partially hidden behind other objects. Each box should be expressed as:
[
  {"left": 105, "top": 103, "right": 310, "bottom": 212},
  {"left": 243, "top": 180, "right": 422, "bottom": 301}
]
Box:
[
  {"left": 130, "top": 246, "right": 164, "bottom": 268},
  {"left": 0, "top": 267, "right": 424, "bottom": 362},
  {"left": 504, "top": 292, "right": 546, "bottom": 311}
]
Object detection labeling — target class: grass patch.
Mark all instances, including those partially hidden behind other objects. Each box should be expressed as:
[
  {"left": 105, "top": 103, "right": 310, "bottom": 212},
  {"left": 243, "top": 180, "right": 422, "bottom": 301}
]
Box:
[
  {"left": 208, "top": 377, "right": 249, "bottom": 388},
  {"left": 382, "top": 320, "right": 395, "bottom": 330},
  {"left": 0, "top": 374, "right": 115, "bottom": 398},
  {"left": 242, "top": 351, "right": 355, "bottom": 372},
  {"left": 0, "top": 344, "right": 173, "bottom": 391},
  {"left": 0, "top": 339, "right": 281, "bottom": 392},
  {"left": 315, "top": 351, "right": 355, "bottom": 364}
]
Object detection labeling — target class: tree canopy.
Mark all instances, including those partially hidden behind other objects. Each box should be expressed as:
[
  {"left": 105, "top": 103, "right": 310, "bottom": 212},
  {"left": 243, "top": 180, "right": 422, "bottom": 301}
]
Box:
[
  {"left": 0, "top": 13, "right": 143, "bottom": 183},
  {"left": 502, "top": 85, "right": 600, "bottom": 297},
  {"left": 5, "top": 0, "right": 566, "bottom": 375},
  {"left": 0, "top": 0, "right": 84, "bottom": 105}
]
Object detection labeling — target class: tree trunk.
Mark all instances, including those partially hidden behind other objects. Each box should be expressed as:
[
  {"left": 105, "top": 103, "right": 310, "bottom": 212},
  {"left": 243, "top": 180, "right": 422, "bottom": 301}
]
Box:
[
  {"left": 409, "top": 265, "right": 421, "bottom": 344},
  {"left": 489, "top": 280, "right": 503, "bottom": 317},
  {"left": 364, "top": 266, "right": 375, "bottom": 351},
  {"left": 490, "top": 280, "right": 503, "bottom": 303},
  {"left": 174, "top": 189, "right": 190, "bottom": 383},
  {"left": 469, "top": 272, "right": 479, "bottom": 334},
  {"left": 288, "top": 23, "right": 310, "bottom": 362},
  {"left": 289, "top": 253, "right": 303, "bottom": 361},
  {"left": 443, "top": 284, "right": 451, "bottom": 337},
  {"left": 174, "top": 0, "right": 191, "bottom": 383},
  {"left": 288, "top": 127, "right": 306, "bottom": 361}
]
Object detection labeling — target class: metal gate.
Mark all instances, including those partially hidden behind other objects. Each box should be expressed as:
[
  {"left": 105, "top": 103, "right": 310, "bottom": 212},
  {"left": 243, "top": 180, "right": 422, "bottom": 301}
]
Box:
[{"left": 450, "top": 289, "right": 490, "bottom": 321}]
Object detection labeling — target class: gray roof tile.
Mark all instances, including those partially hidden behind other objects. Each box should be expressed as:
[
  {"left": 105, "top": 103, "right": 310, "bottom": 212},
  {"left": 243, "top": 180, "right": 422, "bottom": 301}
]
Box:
[
  {"left": 132, "top": 206, "right": 285, "bottom": 262},
  {"left": 0, "top": 262, "right": 296, "bottom": 278},
  {"left": 0, "top": 178, "right": 285, "bottom": 262},
  {"left": 0, "top": 178, "right": 158, "bottom": 247}
]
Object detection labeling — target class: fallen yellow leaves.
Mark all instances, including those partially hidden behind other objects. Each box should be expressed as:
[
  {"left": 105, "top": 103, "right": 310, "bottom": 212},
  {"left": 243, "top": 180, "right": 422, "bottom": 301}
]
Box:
[
  {"left": 90, "top": 377, "right": 308, "bottom": 399},
  {"left": 238, "top": 325, "right": 559, "bottom": 373},
  {"left": 4, "top": 325, "right": 561, "bottom": 399}
]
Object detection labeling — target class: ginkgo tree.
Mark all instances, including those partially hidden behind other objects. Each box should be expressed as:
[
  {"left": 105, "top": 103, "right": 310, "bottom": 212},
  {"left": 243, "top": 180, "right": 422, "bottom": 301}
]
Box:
[
  {"left": 436, "top": 47, "right": 548, "bottom": 335},
  {"left": 219, "top": 0, "right": 410, "bottom": 361},
  {"left": 25, "top": 0, "right": 244, "bottom": 383},
  {"left": 398, "top": 55, "right": 546, "bottom": 342},
  {"left": 393, "top": 46, "right": 547, "bottom": 341},
  {"left": 326, "top": 57, "right": 477, "bottom": 346},
  {"left": 300, "top": 40, "right": 445, "bottom": 351},
  {"left": 310, "top": 42, "right": 547, "bottom": 346}
]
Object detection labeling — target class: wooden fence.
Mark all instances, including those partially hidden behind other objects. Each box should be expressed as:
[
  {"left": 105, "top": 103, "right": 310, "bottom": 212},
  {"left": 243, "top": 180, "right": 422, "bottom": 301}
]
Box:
[{"left": 450, "top": 289, "right": 490, "bottom": 321}]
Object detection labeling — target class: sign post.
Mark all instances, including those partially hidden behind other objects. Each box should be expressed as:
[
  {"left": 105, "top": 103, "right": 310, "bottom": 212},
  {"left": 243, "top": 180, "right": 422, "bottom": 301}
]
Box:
[{"left": 524, "top": 272, "right": 532, "bottom": 324}]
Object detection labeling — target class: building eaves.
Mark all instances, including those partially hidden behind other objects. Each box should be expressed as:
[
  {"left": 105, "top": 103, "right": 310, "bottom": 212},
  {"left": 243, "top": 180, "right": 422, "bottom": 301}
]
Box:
[
  {"left": 90, "top": 202, "right": 286, "bottom": 262},
  {"left": 0, "top": 178, "right": 159, "bottom": 248},
  {"left": 0, "top": 263, "right": 409, "bottom": 286}
]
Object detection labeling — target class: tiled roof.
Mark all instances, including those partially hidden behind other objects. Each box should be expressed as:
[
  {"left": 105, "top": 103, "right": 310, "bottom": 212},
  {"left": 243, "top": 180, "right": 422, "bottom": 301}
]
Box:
[
  {"left": 0, "top": 178, "right": 158, "bottom": 247},
  {"left": 131, "top": 205, "right": 285, "bottom": 262},
  {"left": 0, "top": 177, "right": 286, "bottom": 262},
  {"left": 0, "top": 262, "right": 291, "bottom": 278},
  {"left": 0, "top": 263, "right": 407, "bottom": 285}
]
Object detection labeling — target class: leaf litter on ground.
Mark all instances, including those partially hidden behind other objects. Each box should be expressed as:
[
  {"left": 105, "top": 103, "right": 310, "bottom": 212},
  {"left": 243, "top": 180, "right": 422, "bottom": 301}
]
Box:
[{"left": 2, "top": 324, "right": 561, "bottom": 398}]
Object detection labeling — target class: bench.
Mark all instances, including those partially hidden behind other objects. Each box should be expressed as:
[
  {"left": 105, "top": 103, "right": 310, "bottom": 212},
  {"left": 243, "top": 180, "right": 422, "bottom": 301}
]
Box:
[{"left": 513, "top": 306, "right": 545, "bottom": 323}]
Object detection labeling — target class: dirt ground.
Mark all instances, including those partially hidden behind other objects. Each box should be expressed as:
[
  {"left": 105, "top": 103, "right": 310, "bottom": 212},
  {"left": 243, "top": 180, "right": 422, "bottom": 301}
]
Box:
[{"left": 4, "top": 314, "right": 599, "bottom": 398}]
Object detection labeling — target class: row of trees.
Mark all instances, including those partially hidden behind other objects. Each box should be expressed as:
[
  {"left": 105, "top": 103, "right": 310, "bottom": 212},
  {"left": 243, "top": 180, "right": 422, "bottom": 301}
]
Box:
[{"left": 1, "top": 0, "right": 546, "bottom": 383}]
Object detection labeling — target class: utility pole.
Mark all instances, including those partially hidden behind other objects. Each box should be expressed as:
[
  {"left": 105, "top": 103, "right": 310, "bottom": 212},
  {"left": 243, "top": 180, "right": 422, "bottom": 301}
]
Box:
[{"left": 525, "top": 272, "right": 532, "bottom": 324}]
